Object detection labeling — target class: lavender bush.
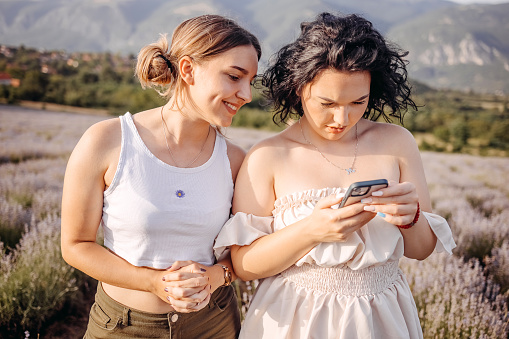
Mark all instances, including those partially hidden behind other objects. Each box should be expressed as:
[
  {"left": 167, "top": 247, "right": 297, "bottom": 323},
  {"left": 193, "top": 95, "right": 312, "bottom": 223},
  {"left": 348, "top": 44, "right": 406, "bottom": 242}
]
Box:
[
  {"left": 0, "top": 216, "right": 83, "bottom": 335},
  {"left": 0, "top": 106, "right": 508, "bottom": 338},
  {"left": 401, "top": 254, "right": 508, "bottom": 338}
]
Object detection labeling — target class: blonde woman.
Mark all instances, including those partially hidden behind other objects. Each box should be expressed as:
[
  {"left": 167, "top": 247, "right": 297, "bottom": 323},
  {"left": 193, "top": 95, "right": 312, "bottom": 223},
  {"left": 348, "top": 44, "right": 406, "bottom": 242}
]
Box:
[{"left": 61, "top": 15, "right": 260, "bottom": 338}]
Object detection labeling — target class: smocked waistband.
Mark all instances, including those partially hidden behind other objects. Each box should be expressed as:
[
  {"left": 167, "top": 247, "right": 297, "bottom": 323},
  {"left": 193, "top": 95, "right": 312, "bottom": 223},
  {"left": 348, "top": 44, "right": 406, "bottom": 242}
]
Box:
[{"left": 280, "top": 261, "right": 401, "bottom": 297}]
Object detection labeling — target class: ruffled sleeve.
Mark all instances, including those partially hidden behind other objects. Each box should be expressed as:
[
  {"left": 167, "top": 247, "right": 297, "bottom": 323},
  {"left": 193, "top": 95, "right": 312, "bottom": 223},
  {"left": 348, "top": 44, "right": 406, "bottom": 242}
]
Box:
[
  {"left": 214, "top": 212, "right": 274, "bottom": 261},
  {"left": 422, "top": 212, "right": 456, "bottom": 255}
]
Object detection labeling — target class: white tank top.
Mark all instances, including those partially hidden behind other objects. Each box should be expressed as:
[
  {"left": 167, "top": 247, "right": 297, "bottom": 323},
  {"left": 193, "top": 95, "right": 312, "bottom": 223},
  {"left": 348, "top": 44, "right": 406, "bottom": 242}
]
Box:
[{"left": 101, "top": 112, "right": 234, "bottom": 269}]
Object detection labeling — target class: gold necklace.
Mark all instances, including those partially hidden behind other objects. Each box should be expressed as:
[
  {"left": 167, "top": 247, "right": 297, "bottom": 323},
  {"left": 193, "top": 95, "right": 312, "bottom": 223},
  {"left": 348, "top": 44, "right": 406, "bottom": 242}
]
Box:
[
  {"left": 160, "top": 106, "right": 211, "bottom": 168},
  {"left": 299, "top": 119, "right": 358, "bottom": 175}
]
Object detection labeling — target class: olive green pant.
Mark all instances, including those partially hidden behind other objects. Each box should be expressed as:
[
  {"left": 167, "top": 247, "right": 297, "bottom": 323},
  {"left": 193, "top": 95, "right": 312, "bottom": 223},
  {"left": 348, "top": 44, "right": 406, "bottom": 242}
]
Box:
[{"left": 84, "top": 282, "right": 241, "bottom": 339}]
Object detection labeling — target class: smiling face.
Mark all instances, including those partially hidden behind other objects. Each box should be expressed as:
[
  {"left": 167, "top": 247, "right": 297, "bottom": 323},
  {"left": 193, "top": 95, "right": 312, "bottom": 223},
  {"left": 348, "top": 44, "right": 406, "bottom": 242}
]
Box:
[
  {"left": 184, "top": 45, "right": 259, "bottom": 127},
  {"left": 300, "top": 69, "right": 371, "bottom": 141}
]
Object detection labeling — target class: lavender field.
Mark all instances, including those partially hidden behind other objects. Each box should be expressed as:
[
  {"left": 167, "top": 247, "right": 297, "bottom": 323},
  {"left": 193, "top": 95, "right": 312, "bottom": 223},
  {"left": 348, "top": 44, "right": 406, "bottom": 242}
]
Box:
[{"left": 0, "top": 105, "right": 508, "bottom": 338}]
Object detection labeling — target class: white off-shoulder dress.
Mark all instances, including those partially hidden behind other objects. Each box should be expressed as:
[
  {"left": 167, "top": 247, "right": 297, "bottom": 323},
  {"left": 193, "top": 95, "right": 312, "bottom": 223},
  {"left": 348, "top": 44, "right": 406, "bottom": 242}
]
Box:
[{"left": 214, "top": 188, "right": 456, "bottom": 339}]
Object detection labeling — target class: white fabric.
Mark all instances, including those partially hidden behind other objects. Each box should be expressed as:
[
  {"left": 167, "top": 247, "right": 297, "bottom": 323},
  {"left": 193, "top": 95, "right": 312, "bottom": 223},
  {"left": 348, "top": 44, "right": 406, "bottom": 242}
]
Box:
[
  {"left": 214, "top": 187, "right": 456, "bottom": 339},
  {"left": 102, "top": 112, "right": 233, "bottom": 269}
]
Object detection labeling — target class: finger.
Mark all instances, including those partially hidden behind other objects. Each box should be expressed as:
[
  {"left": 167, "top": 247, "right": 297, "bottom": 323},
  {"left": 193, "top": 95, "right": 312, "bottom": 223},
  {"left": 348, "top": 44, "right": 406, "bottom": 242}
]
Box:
[
  {"left": 330, "top": 211, "right": 376, "bottom": 242},
  {"left": 173, "top": 263, "right": 208, "bottom": 274},
  {"left": 365, "top": 185, "right": 417, "bottom": 205},
  {"left": 162, "top": 273, "right": 208, "bottom": 286},
  {"left": 333, "top": 201, "right": 368, "bottom": 219},
  {"left": 168, "top": 284, "right": 210, "bottom": 302},
  {"left": 316, "top": 192, "right": 345, "bottom": 210},
  {"left": 185, "top": 286, "right": 210, "bottom": 303},
  {"left": 172, "top": 292, "right": 211, "bottom": 313},
  {"left": 168, "top": 298, "right": 199, "bottom": 313},
  {"left": 165, "top": 285, "right": 204, "bottom": 299},
  {"left": 167, "top": 290, "right": 210, "bottom": 311},
  {"left": 192, "top": 293, "right": 211, "bottom": 311},
  {"left": 361, "top": 195, "right": 414, "bottom": 205},
  {"left": 168, "top": 260, "right": 195, "bottom": 271},
  {"left": 363, "top": 203, "right": 416, "bottom": 215},
  {"left": 375, "top": 212, "right": 415, "bottom": 226}
]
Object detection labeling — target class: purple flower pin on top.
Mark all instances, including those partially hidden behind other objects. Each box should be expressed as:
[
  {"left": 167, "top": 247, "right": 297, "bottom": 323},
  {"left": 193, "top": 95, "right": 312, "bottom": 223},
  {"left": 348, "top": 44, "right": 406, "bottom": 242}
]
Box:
[{"left": 175, "top": 190, "right": 185, "bottom": 198}]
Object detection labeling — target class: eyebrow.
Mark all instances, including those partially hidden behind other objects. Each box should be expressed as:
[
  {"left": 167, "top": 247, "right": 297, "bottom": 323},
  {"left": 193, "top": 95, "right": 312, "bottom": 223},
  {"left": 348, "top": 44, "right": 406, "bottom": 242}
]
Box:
[
  {"left": 231, "top": 66, "right": 249, "bottom": 74},
  {"left": 231, "top": 65, "right": 257, "bottom": 81},
  {"left": 318, "top": 94, "right": 370, "bottom": 102}
]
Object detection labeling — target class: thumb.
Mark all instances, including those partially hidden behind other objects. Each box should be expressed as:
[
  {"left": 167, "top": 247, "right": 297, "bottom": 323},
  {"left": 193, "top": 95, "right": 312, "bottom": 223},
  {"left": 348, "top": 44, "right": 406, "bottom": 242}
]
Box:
[{"left": 316, "top": 192, "right": 345, "bottom": 210}]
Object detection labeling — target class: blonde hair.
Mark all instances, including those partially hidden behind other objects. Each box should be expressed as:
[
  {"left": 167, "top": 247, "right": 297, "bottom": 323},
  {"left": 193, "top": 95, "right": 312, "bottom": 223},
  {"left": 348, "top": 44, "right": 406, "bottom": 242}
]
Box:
[{"left": 135, "top": 15, "right": 261, "bottom": 107}]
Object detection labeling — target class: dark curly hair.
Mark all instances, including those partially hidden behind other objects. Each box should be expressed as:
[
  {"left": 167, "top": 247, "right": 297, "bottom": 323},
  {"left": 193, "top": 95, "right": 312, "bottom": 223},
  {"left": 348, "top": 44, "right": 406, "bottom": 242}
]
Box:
[{"left": 262, "top": 12, "right": 417, "bottom": 124}]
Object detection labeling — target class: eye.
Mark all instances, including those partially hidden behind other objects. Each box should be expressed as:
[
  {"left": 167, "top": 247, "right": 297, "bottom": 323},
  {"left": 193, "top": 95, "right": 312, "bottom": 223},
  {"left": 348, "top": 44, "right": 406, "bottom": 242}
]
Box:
[
  {"left": 320, "top": 102, "right": 334, "bottom": 107},
  {"left": 228, "top": 74, "right": 240, "bottom": 81},
  {"left": 353, "top": 100, "right": 367, "bottom": 105}
]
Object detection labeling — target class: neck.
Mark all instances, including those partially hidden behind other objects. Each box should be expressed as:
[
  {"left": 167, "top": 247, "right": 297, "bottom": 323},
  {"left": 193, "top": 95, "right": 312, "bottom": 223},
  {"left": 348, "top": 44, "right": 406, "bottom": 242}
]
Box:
[{"left": 161, "top": 103, "right": 212, "bottom": 145}]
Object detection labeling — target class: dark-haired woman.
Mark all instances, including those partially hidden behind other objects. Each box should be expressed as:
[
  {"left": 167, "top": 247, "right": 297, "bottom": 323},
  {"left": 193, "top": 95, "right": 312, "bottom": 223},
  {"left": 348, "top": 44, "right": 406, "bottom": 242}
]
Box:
[
  {"left": 215, "top": 13, "right": 455, "bottom": 338},
  {"left": 61, "top": 14, "right": 260, "bottom": 338}
]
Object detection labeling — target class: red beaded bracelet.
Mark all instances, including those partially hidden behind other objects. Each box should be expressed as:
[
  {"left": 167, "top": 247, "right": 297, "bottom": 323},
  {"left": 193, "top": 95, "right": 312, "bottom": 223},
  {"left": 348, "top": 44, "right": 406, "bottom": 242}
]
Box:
[{"left": 398, "top": 203, "right": 420, "bottom": 229}]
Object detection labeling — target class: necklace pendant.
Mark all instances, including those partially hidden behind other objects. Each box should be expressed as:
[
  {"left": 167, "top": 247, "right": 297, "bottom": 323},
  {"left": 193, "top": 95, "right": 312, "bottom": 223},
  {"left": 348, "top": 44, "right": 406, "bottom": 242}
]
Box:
[{"left": 345, "top": 168, "right": 356, "bottom": 175}]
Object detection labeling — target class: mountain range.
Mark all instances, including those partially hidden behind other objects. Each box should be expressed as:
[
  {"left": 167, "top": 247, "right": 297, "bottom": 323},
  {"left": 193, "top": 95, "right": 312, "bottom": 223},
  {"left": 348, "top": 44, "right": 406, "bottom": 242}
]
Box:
[{"left": 1, "top": 0, "right": 508, "bottom": 94}]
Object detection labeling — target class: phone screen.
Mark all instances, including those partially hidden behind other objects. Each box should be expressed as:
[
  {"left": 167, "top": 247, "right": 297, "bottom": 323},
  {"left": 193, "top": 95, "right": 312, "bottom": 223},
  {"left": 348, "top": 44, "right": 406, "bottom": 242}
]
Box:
[{"left": 338, "top": 179, "right": 389, "bottom": 208}]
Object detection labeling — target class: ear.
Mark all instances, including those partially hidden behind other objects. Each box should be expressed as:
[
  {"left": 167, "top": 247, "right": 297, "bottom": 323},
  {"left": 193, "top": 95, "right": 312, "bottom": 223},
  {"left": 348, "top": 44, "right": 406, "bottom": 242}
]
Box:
[{"left": 179, "top": 56, "right": 195, "bottom": 85}]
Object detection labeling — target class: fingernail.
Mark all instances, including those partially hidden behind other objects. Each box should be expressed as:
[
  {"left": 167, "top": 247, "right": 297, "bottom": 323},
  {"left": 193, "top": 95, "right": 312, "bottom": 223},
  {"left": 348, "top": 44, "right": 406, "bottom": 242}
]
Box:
[
  {"left": 164, "top": 287, "right": 168, "bottom": 292},
  {"left": 363, "top": 206, "right": 375, "bottom": 212},
  {"left": 200, "top": 268, "right": 206, "bottom": 272},
  {"left": 372, "top": 191, "right": 383, "bottom": 196},
  {"left": 377, "top": 212, "right": 386, "bottom": 217},
  {"left": 162, "top": 276, "right": 165, "bottom": 281},
  {"left": 361, "top": 198, "right": 372, "bottom": 203},
  {"left": 167, "top": 296, "right": 171, "bottom": 301}
]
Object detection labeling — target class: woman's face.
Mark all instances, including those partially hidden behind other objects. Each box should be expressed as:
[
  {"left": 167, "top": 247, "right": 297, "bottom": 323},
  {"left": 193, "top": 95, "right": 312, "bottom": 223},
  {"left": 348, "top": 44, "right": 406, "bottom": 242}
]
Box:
[
  {"left": 185, "top": 45, "right": 259, "bottom": 127},
  {"left": 300, "top": 69, "right": 371, "bottom": 141}
]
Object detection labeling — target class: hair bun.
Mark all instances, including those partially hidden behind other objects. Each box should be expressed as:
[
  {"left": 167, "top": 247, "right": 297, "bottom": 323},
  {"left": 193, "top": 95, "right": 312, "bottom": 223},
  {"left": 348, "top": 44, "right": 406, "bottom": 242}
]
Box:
[{"left": 158, "top": 54, "right": 172, "bottom": 71}]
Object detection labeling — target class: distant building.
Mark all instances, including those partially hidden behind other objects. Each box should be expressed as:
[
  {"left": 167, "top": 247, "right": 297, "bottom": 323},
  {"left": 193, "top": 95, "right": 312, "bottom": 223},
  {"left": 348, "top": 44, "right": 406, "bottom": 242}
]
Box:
[{"left": 0, "top": 73, "right": 20, "bottom": 87}]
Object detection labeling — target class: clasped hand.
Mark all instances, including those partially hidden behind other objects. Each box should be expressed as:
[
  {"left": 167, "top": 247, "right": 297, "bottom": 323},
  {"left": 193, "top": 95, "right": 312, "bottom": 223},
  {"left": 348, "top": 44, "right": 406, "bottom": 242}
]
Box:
[{"left": 156, "top": 260, "right": 212, "bottom": 313}]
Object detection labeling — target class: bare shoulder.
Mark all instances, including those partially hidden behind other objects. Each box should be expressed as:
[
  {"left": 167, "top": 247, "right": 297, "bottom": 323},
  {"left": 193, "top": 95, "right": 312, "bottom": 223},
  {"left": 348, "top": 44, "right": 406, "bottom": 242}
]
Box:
[
  {"left": 363, "top": 120, "right": 418, "bottom": 155},
  {"left": 245, "top": 130, "right": 290, "bottom": 164},
  {"left": 69, "top": 116, "right": 121, "bottom": 169},
  {"left": 85, "top": 117, "right": 121, "bottom": 140},
  {"left": 232, "top": 131, "right": 290, "bottom": 215}
]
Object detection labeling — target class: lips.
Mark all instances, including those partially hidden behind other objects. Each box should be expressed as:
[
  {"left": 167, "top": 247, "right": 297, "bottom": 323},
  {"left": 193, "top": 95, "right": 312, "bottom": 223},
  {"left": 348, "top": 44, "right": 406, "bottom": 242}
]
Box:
[
  {"left": 224, "top": 101, "right": 239, "bottom": 114},
  {"left": 326, "top": 125, "right": 346, "bottom": 134}
]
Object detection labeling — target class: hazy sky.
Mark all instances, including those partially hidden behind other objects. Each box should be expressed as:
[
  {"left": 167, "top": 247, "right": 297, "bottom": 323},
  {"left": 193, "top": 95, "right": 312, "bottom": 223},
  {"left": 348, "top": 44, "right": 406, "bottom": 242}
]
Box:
[{"left": 449, "top": 0, "right": 508, "bottom": 3}]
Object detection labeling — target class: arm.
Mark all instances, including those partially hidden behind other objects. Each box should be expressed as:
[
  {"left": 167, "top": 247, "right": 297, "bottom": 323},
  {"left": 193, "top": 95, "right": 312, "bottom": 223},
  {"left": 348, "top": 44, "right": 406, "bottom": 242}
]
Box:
[
  {"left": 230, "top": 140, "right": 376, "bottom": 281},
  {"left": 362, "top": 126, "right": 437, "bottom": 260}
]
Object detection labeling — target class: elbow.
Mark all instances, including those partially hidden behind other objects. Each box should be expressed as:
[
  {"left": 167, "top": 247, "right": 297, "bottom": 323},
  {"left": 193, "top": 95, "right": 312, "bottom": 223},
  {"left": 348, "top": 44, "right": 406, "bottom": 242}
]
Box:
[
  {"left": 405, "top": 238, "right": 436, "bottom": 261},
  {"left": 233, "top": 268, "right": 259, "bottom": 282},
  {"left": 60, "top": 242, "right": 73, "bottom": 266},
  {"left": 412, "top": 250, "right": 433, "bottom": 261},
  {"left": 60, "top": 237, "right": 78, "bottom": 268},
  {"left": 231, "top": 258, "right": 255, "bottom": 281},
  {"left": 231, "top": 248, "right": 260, "bottom": 282}
]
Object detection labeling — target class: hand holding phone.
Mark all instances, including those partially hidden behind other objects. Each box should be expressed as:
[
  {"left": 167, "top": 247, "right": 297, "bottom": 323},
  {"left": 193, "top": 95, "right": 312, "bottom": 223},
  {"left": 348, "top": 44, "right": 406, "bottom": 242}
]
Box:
[{"left": 338, "top": 179, "right": 388, "bottom": 208}]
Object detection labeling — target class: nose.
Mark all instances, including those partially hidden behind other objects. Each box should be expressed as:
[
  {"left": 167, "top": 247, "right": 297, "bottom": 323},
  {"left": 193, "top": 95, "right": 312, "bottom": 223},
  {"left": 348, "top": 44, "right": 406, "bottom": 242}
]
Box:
[
  {"left": 333, "top": 106, "right": 349, "bottom": 126},
  {"left": 237, "top": 80, "right": 252, "bottom": 103}
]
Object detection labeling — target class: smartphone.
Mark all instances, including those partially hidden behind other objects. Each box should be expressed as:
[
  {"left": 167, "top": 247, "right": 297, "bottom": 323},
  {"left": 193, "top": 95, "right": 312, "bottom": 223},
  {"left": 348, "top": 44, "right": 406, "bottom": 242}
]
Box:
[{"left": 338, "top": 179, "right": 389, "bottom": 208}]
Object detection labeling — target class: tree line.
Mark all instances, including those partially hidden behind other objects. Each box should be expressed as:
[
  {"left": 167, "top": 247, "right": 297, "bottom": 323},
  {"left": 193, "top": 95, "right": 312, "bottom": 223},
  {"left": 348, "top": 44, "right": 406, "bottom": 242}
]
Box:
[{"left": 1, "top": 45, "right": 508, "bottom": 155}]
